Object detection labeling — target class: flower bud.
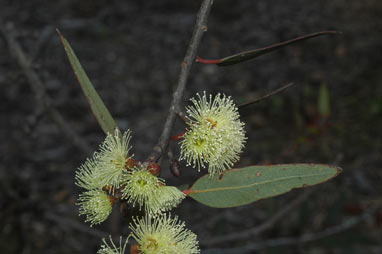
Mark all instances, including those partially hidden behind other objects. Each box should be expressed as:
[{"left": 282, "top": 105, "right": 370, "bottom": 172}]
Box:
[{"left": 147, "top": 162, "right": 161, "bottom": 176}]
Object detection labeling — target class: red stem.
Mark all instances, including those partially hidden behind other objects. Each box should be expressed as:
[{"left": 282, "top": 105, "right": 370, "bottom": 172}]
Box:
[
  {"left": 171, "top": 131, "right": 186, "bottom": 140},
  {"left": 196, "top": 56, "right": 222, "bottom": 64}
]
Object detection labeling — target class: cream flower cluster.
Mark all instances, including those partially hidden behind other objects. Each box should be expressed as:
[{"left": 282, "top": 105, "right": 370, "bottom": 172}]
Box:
[
  {"left": 75, "top": 129, "right": 185, "bottom": 226},
  {"left": 80, "top": 91, "right": 245, "bottom": 253},
  {"left": 121, "top": 165, "right": 185, "bottom": 216},
  {"left": 76, "top": 130, "right": 133, "bottom": 193},
  {"left": 180, "top": 92, "right": 247, "bottom": 177},
  {"left": 75, "top": 129, "right": 132, "bottom": 226},
  {"left": 98, "top": 215, "right": 200, "bottom": 254},
  {"left": 130, "top": 214, "right": 199, "bottom": 254}
]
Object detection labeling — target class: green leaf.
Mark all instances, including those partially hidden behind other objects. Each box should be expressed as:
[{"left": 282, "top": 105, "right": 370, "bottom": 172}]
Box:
[
  {"left": 318, "top": 82, "right": 331, "bottom": 118},
  {"left": 57, "top": 29, "right": 118, "bottom": 135},
  {"left": 187, "top": 164, "right": 342, "bottom": 208},
  {"left": 197, "top": 31, "right": 341, "bottom": 66}
]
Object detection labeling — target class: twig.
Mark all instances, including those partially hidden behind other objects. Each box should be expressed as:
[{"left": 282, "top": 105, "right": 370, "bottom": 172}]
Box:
[
  {"left": 0, "top": 22, "right": 93, "bottom": 155},
  {"left": 146, "top": 0, "right": 214, "bottom": 163},
  {"left": 202, "top": 207, "right": 375, "bottom": 254},
  {"left": 204, "top": 189, "right": 313, "bottom": 246},
  {"left": 238, "top": 82, "right": 294, "bottom": 109}
]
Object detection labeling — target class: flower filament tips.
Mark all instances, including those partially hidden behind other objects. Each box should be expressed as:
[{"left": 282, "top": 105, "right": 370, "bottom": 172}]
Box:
[{"left": 179, "top": 92, "right": 247, "bottom": 177}]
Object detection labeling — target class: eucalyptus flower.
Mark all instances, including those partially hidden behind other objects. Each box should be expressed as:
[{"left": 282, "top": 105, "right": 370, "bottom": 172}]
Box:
[
  {"left": 95, "top": 129, "right": 133, "bottom": 189},
  {"left": 75, "top": 129, "right": 133, "bottom": 193},
  {"left": 179, "top": 92, "right": 247, "bottom": 177},
  {"left": 77, "top": 189, "right": 113, "bottom": 226},
  {"left": 98, "top": 236, "right": 129, "bottom": 254},
  {"left": 121, "top": 166, "right": 185, "bottom": 216},
  {"left": 130, "top": 214, "right": 200, "bottom": 254},
  {"left": 155, "top": 186, "right": 186, "bottom": 213},
  {"left": 75, "top": 157, "right": 103, "bottom": 190}
]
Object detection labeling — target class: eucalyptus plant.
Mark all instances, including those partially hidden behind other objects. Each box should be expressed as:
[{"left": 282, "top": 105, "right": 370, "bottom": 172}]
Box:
[{"left": 58, "top": 1, "right": 341, "bottom": 253}]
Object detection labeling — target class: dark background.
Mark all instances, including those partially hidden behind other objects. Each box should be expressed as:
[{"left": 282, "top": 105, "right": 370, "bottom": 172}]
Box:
[{"left": 1, "top": 0, "right": 381, "bottom": 253}]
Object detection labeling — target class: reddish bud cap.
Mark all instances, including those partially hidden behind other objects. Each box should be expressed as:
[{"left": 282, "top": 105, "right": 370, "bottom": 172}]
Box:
[
  {"left": 108, "top": 195, "right": 118, "bottom": 205},
  {"left": 147, "top": 162, "right": 161, "bottom": 176},
  {"left": 126, "top": 158, "right": 139, "bottom": 169},
  {"left": 130, "top": 244, "right": 141, "bottom": 254}
]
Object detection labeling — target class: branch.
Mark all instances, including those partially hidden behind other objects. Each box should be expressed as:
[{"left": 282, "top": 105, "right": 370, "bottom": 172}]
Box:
[
  {"left": 204, "top": 189, "right": 313, "bottom": 246},
  {"left": 0, "top": 22, "right": 93, "bottom": 155},
  {"left": 146, "top": 0, "right": 214, "bottom": 163}
]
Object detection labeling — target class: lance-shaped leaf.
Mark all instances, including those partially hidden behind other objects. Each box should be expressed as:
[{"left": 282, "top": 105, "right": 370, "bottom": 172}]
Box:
[
  {"left": 186, "top": 164, "right": 341, "bottom": 208},
  {"left": 57, "top": 29, "right": 118, "bottom": 134},
  {"left": 197, "top": 31, "right": 341, "bottom": 66}
]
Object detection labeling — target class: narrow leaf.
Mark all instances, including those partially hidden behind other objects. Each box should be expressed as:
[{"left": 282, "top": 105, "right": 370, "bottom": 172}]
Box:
[
  {"left": 187, "top": 164, "right": 341, "bottom": 208},
  {"left": 57, "top": 29, "right": 118, "bottom": 134},
  {"left": 196, "top": 31, "right": 341, "bottom": 66}
]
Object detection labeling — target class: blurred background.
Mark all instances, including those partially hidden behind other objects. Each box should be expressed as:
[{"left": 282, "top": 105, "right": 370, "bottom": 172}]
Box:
[{"left": 1, "top": 0, "right": 381, "bottom": 253}]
